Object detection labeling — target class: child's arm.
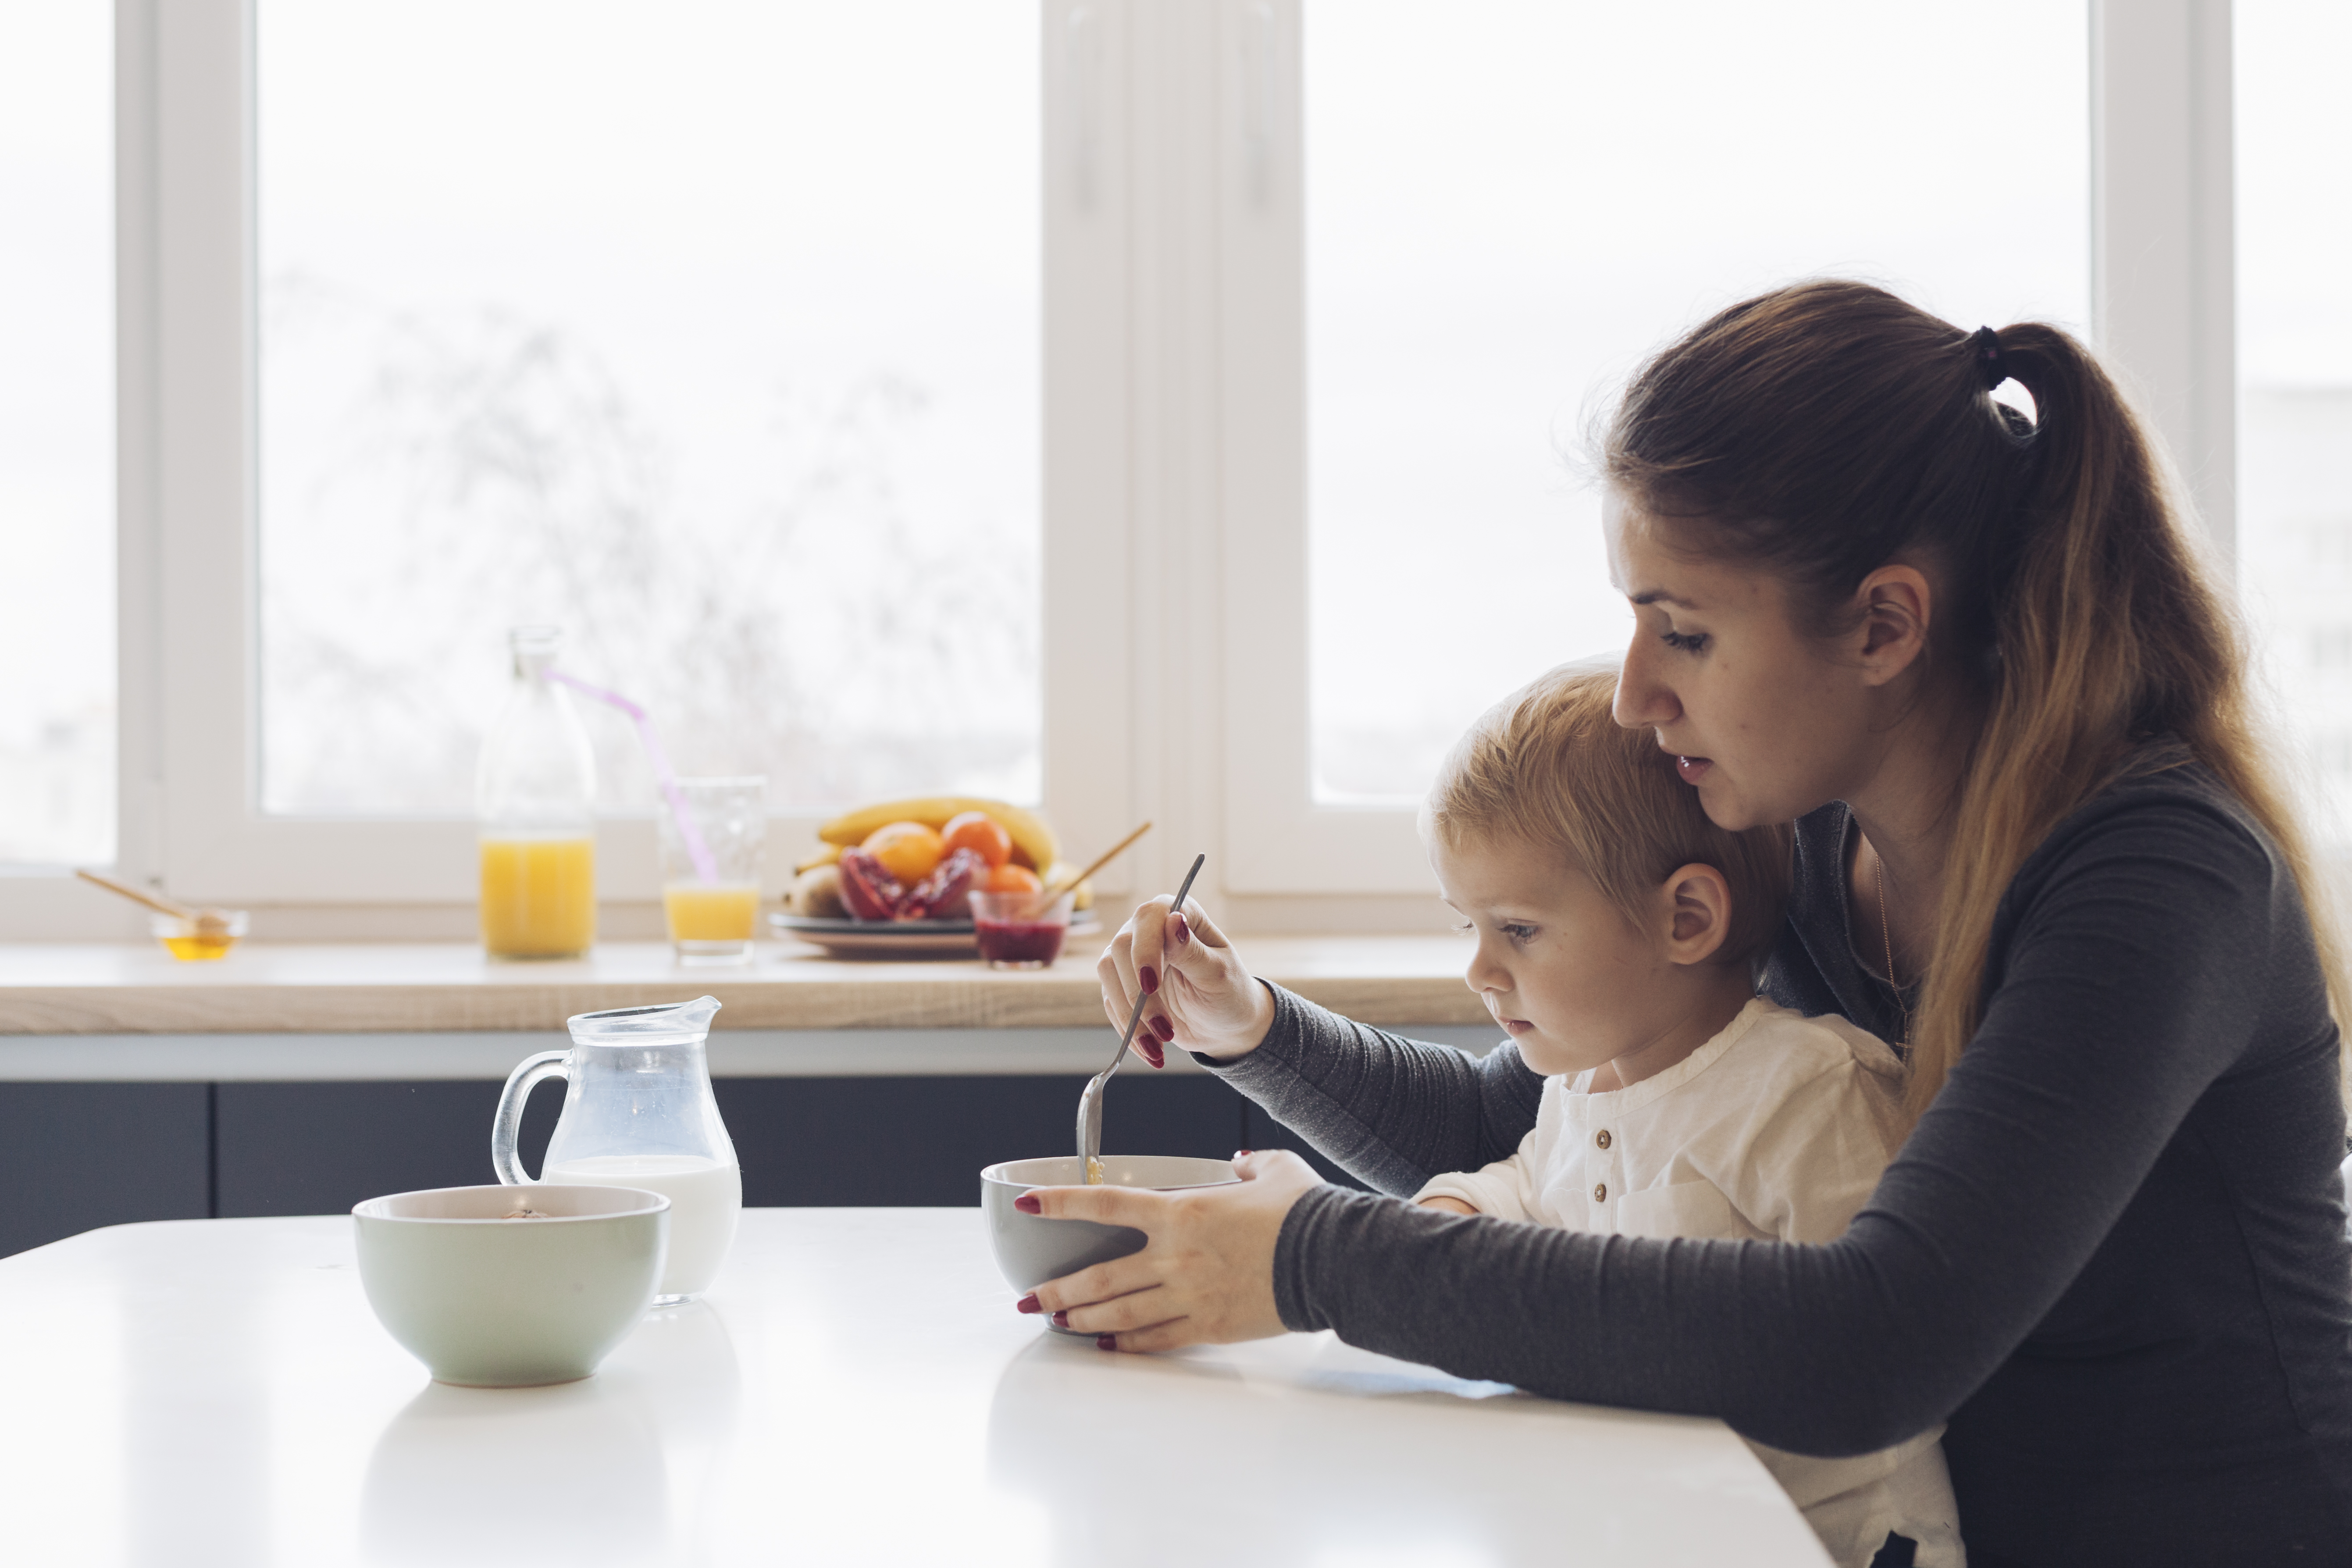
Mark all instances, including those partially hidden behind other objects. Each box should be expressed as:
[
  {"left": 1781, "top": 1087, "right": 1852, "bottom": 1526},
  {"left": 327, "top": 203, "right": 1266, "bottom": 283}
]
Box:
[{"left": 1411, "top": 1152, "right": 1537, "bottom": 1223}]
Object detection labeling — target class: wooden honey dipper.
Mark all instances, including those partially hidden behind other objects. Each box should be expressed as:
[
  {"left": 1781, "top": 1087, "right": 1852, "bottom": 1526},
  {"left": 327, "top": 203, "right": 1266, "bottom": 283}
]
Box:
[{"left": 75, "top": 868, "right": 239, "bottom": 940}]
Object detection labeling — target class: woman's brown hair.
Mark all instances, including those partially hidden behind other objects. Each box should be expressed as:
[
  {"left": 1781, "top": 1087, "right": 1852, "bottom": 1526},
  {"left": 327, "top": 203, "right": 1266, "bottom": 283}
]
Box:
[
  {"left": 1425, "top": 665, "right": 1791, "bottom": 964},
  {"left": 1602, "top": 279, "right": 2346, "bottom": 1118}
]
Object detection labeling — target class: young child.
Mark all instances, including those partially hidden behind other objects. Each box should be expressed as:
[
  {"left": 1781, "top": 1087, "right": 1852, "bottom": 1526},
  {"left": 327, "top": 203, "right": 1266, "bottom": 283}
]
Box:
[{"left": 1413, "top": 665, "right": 1964, "bottom": 1568}]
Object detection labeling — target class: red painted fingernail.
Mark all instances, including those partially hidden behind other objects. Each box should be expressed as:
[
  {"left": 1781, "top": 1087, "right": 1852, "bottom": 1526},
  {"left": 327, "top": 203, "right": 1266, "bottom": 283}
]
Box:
[
  {"left": 1169, "top": 913, "right": 1190, "bottom": 946},
  {"left": 1096, "top": 1334, "right": 1118, "bottom": 1352},
  {"left": 1139, "top": 965, "right": 1159, "bottom": 994},
  {"left": 1014, "top": 1194, "right": 1041, "bottom": 1215},
  {"left": 1015, "top": 1293, "right": 1041, "bottom": 1315},
  {"left": 1051, "top": 1310, "right": 1070, "bottom": 1328},
  {"left": 1140, "top": 1042, "right": 1164, "bottom": 1069},
  {"left": 1153, "top": 1015, "right": 1176, "bottom": 1042},
  {"left": 1235, "top": 1149, "right": 1252, "bottom": 1158}
]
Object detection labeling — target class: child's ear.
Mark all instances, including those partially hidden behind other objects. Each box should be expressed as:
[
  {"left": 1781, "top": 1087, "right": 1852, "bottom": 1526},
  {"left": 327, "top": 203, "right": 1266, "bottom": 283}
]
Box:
[{"left": 1659, "top": 862, "right": 1733, "bottom": 967}]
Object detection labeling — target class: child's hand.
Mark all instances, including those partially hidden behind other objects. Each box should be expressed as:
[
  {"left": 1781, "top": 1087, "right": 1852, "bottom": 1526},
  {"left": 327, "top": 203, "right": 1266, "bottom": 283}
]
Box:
[
  {"left": 1098, "top": 895, "right": 1276, "bottom": 1065},
  {"left": 1418, "top": 1195, "right": 1479, "bottom": 1216}
]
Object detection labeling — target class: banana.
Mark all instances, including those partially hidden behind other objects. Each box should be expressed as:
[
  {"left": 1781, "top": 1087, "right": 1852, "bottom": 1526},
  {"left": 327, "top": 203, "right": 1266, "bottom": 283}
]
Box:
[
  {"left": 817, "top": 796, "right": 1060, "bottom": 872},
  {"left": 794, "top": 842, "right": 843, "bottom": 874}
]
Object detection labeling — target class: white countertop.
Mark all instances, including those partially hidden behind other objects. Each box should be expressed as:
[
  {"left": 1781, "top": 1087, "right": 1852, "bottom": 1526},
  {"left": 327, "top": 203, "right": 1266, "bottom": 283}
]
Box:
[{"left": 0, "top": 1209, "right": 1828, "bottom": 1567}]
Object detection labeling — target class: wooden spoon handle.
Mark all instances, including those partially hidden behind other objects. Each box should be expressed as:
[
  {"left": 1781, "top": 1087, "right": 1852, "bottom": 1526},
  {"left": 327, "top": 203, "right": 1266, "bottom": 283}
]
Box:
[
  {"left": 75, "top": 867, "right": 198, "bottom": 920},
  {"left": 1045, "top": 821, "right": 1154, "bottom": 899}
]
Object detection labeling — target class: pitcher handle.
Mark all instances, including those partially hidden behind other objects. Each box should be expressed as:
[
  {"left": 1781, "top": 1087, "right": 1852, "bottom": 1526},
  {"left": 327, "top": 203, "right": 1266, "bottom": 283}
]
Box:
[{"left": 492, "top": 1050, "right": 570, "bottom": 1185}]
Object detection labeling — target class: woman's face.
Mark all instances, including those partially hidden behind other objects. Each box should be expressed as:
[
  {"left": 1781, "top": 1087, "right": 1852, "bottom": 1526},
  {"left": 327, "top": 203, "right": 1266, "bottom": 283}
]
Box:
[{"left": 1605, "top": 490, "right": 1884, "bottom": 832}]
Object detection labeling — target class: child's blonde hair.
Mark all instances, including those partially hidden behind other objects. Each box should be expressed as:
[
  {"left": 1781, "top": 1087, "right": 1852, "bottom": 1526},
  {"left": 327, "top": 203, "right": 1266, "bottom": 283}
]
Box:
[{"left": 1425, "top": 664, "right": 1793, "bottom": 964}]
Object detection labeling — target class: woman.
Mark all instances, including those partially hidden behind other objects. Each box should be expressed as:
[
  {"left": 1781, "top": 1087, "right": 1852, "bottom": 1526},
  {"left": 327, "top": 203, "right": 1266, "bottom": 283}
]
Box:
[{"left": 1020, "top": 282, "right": 2352, "bottom": 1565}]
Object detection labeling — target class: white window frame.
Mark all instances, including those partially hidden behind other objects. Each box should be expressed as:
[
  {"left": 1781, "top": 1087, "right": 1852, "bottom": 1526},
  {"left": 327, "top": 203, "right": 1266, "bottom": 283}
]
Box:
[{"left": 7, "top": 0, "right": 2248, "bottom": 937}]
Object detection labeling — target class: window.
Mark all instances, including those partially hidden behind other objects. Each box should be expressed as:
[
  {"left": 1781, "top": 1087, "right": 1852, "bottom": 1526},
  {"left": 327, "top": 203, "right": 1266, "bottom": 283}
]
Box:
[
  {"left": 0, "top": 5, "right": 112, "bottom": 867},
  {"left": 256, "top": 0, "right": 1041, "bottom": 818},
  {"left": 2237, "top": 0, "right": 2352, "bottom": 848},
  {"left": 8, "top": 1, "right": 2292, "bottom": 935}
]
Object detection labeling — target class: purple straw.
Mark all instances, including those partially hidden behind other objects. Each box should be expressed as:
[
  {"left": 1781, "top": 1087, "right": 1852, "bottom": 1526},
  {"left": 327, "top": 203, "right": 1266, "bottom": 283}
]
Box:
[{"left": 545, "top": 670, "right": 721, "bottom": 885}]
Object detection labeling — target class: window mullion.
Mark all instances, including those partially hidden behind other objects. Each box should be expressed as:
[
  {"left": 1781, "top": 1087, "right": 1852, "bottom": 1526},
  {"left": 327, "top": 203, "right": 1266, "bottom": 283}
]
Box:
[{"left": 2091, "top": 0, "right": 2237, "bottom": 566}]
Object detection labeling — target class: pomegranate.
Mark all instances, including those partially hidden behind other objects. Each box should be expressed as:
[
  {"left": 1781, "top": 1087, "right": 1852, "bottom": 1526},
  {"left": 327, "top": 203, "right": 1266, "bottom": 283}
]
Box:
[
  {"left": 897, "top": 847, "right": 989, "bottom": 921},
  {"left": 837, "top": 848, "right": 904, "bottom": 922}
]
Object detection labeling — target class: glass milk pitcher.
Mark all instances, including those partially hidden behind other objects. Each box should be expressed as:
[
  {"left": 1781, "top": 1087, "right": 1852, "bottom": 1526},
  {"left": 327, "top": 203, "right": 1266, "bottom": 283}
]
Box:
[{"left": 493, "top": 996, "right": 741, "bottom": 1303}]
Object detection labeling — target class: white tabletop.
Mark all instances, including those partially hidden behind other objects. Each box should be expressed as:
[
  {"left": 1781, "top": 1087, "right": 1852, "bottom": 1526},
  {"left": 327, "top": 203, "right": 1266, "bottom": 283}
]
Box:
[{"left": 0, "top": 1210, "right": 1829, "bottom": 1567}]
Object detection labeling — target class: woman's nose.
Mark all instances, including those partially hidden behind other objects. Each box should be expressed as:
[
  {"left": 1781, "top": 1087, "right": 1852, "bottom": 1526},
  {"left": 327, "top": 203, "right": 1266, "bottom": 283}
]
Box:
[{"left": 1613, "top": 638, "right": 1679, "bottom": 730}]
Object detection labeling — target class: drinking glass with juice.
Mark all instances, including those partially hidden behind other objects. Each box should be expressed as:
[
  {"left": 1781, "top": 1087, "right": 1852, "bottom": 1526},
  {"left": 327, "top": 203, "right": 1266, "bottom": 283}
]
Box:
[
  {"left": 477, "top": 627, "right": 598, "bottom": 959},
  {"left": 659, "top": 777, "right": 766, "bottom": 964}
]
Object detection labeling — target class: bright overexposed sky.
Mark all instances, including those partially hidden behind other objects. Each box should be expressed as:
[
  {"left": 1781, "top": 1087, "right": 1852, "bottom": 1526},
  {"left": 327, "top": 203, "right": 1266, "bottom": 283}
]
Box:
[
  {"left": 1305, "top": 0, "right": 2094, "bottom": 798},
  {"left": 257, "top": 0, "right": 1039, "bottom": 814}
]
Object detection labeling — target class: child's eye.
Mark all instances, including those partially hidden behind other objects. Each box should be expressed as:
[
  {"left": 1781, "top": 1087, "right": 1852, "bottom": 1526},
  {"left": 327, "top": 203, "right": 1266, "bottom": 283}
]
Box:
[
  {"left": 1500, "top": 922, "right": 1539, "bottom": 944},
  {"left": 1661, "top": 629, "right": 1710, "bottom": 654}
]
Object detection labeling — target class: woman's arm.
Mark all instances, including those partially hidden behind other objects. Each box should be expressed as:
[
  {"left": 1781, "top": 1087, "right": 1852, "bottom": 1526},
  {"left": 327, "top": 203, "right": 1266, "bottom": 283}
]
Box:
[
  {"left": 1092, "top": 894, "right": 1543, "bottom": 1195},
  {"left": 1203, "top": 984, "right": 1543, "bottom": 1197}
]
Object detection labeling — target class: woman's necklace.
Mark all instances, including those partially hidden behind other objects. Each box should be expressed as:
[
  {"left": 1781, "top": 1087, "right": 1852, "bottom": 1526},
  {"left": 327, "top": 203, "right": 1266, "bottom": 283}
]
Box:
[{"left": 1876, "top": 852, "right": 1911, "bottom": 1046}]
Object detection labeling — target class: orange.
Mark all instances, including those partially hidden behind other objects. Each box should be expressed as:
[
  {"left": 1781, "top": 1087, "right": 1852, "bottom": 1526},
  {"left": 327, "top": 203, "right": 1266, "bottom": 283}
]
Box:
[
  {"left": 984, "top": 863, "right": 1041, "bottom": 894},
  {"left": 862, "top": 821, "right": 945, "bottom": 884},
  {"left": 941, "top": 811, "right": 1013, "bottom": 868}
]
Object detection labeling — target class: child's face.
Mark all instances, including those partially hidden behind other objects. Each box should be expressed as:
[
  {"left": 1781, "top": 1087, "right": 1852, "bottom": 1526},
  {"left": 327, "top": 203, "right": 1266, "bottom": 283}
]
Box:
[{"left": 1430, "top": 831, "right": 1676, "bottom": 1079}]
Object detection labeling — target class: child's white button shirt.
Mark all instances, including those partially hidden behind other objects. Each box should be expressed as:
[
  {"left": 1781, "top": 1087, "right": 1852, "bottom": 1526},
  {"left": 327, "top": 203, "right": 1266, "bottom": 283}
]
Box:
[{"left": 1415, "top": 997, "right": 1965, "bottom": 1568}]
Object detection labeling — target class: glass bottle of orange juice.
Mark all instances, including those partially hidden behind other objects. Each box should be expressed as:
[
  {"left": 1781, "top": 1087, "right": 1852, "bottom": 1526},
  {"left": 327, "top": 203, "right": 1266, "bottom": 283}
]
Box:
[{"left": 477, "top": 627, "right": 597, "bottom": 958}]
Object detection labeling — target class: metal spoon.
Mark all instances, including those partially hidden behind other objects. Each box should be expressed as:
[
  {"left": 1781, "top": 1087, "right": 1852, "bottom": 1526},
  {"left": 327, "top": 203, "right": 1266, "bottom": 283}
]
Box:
[{"left": 1076, "top": 853, "right": 1205, "bottom": 1184}]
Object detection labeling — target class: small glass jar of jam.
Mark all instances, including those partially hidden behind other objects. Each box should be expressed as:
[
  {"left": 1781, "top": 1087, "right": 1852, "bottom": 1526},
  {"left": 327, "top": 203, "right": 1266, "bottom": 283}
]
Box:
[{"left": 969, "top": 891, "right": 1076, "bottom": 969}]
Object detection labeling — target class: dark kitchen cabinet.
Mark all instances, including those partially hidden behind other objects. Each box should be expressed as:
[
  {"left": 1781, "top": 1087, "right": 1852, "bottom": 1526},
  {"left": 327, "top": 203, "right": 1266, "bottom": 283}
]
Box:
[
  {"left": 3, "top": 1071, "right": 1355, "bottom": 1258},
  {"left": 0, "top": 1083, "right": 210, "bottom": 1258}
]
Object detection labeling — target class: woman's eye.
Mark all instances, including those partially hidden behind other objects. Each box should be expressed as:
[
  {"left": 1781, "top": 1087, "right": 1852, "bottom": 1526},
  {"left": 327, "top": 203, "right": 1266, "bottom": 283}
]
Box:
[{"left": 1661, "top": 629, "right": 1710, "bottom": 654}]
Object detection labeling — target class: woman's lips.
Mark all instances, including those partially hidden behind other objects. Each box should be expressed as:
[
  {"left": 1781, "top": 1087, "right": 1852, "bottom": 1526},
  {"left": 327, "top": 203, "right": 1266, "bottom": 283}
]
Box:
[{"left": 1675, "top": 755, "right": 1713, "bottom": 784}]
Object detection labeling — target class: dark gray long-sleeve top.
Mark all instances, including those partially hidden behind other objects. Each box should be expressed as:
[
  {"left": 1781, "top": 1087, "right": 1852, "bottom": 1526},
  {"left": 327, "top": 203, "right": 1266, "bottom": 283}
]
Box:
[{"left": 1202, "top": 757, "right": 2352, "bottom": 1567}]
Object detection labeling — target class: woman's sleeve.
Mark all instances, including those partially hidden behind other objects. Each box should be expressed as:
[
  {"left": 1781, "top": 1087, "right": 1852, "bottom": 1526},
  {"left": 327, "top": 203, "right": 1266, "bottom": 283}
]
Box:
[
  {"left": 1194, "top": 983, "right": 1543, "bottom": 1197},
  {"left": 1269, "top": 796, "right": 2296, "bottom": 1457}
]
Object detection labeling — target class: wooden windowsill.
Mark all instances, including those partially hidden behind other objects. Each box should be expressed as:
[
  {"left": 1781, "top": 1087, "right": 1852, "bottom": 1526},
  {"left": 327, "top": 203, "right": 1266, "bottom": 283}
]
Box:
[{"left": 0, "top": 936, "right": 1486, "bottom": 1035}]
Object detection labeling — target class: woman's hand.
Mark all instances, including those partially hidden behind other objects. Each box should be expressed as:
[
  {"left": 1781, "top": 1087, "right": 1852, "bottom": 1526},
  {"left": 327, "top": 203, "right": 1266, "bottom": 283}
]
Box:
[
  {"left": 1016, "top": 1151, "right": 1322, "bottom": 1351},
  {"left": 1098, "top": 895, "right": 1276, "bottom": 1067}
]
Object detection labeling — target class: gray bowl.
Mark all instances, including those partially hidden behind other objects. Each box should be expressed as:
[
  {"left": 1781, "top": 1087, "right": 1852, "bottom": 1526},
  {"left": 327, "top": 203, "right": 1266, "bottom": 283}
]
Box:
[{"left": 981, "top": 1155, "right": 1241, "bottom": 1333}]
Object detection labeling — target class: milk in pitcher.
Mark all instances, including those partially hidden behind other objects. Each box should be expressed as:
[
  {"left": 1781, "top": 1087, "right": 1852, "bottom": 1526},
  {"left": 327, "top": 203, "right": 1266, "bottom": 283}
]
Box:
[{"left": 543, "top": 1153, "right": 742, "bottom": 1300}]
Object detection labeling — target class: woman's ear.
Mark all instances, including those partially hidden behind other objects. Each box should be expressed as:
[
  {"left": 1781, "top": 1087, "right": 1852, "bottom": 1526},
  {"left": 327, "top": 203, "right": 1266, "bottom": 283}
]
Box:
[
  {"left": 1659, "top": 862, "right": 1733, "bottom": 967},
  {"left": 1851, "top": 563, "right": 1933, "bottom": 688}
]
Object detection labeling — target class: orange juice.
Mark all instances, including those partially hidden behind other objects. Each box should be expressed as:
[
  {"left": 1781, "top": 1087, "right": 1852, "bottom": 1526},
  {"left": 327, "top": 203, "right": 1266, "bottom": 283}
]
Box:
[
  {"left": 663, "top": 882, "right": 761, "bottom": 941},
  {"left": 480, "top": 837, "right": 596, "bottom": 957}
]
